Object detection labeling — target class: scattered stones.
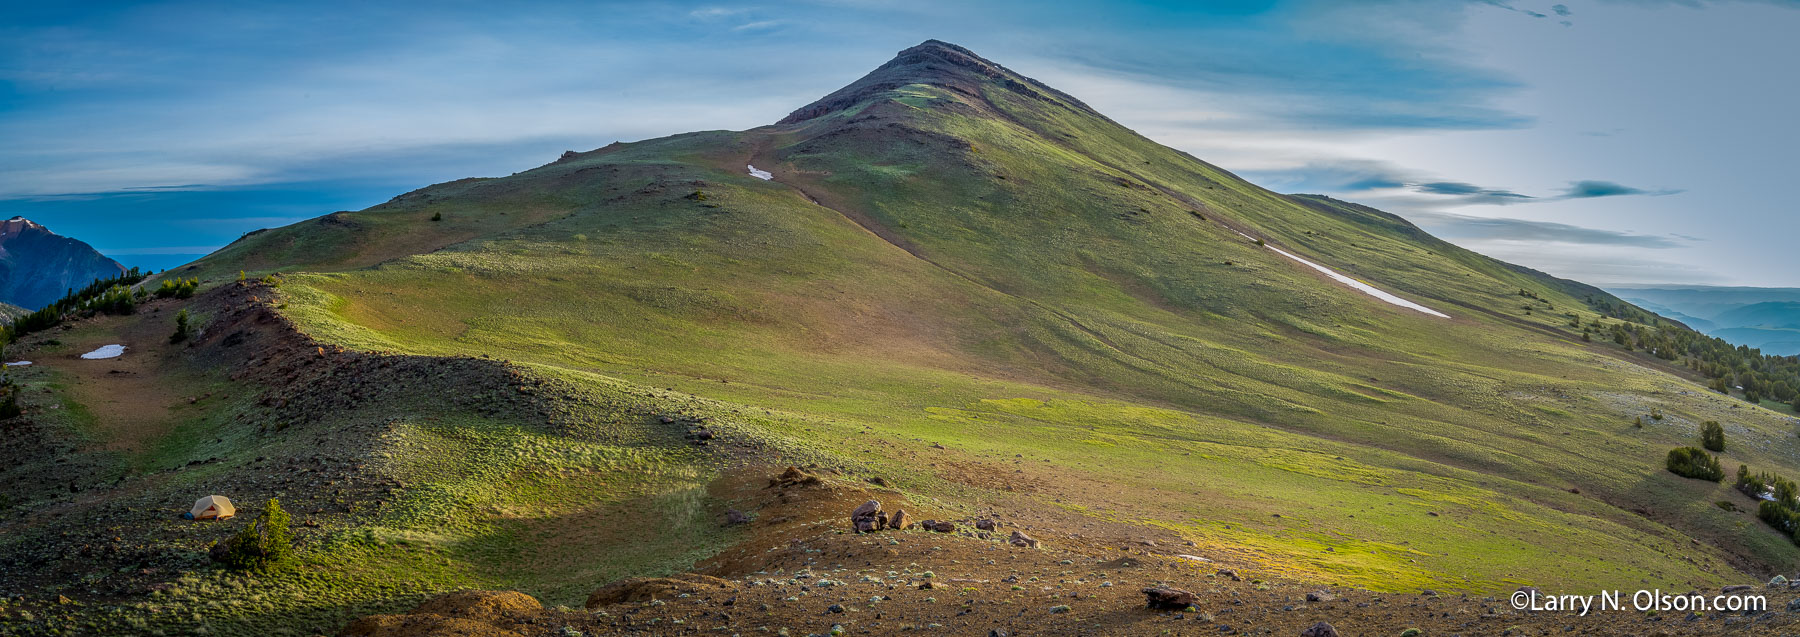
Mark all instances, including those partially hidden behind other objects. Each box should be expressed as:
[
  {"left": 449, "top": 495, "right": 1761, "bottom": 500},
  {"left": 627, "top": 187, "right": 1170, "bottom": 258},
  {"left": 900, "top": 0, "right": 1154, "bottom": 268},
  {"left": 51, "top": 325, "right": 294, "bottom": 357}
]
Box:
[
  {"left": 1725, "top": 585, "right": 1755, "bottom": 594},
  {"left": 1305, "top": 590, "right": 1334, "bottom": 603},
  {"left": 1142, "top": 586, "right": 1199, "bottom": 610}
]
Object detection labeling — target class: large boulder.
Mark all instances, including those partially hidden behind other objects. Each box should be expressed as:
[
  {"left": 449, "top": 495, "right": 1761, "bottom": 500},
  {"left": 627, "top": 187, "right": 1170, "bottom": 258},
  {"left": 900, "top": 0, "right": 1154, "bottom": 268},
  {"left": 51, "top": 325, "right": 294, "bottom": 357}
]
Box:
[
  {"left": 852, "top": 500, "right": 885, "bottom": 533},
  {"left": 1141, "top": 586, "right": 1198, "bottom": 610},
  {"left": 1299, "top": 622, "right": 1340, "bottom": 637},
  {"left": 887, "top": 508, "right": 909, "bottom": 530},
  {"left": 1009, "top": 530, "right": 1038, "bottom": 548},
  {"left": 921, "top": 519, "right": 955, "bottom": 533}
]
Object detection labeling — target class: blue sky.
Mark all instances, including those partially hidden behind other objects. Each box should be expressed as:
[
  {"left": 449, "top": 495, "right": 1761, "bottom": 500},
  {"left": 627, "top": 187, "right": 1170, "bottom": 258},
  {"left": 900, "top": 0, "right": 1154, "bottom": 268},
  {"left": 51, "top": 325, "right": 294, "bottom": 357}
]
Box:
[{"left": 3, "top": 0, "right": 1796, "bottom": 285}]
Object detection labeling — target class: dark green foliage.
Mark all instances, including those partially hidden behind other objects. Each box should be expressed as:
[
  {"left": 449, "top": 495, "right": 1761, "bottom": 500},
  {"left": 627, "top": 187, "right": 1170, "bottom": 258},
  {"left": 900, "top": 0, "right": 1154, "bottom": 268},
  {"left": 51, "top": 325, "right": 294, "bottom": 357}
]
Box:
[
  {"left": 1650, "top": 407, "right": 1663, "bottom": 421},
  {"left": 212, "top": 499, "right": 293, "bottom": 572},
  {"left": 1666, "top": 446, "right": 1724, "bottom": 482},
  {"left": 0, "top": 384, "right": 21, "bottom": 420},
  {"left": 169, "top": 309, "right": 191, "bottom": 344},
  {"left": 1759, "top": 501, "right": 1798, "bottom": 537},
  {"left": 153, "top": 277, "right": 199, "bottom": 299},
  {"left": 1253, "top": 238, "right": 1265, "bottom": 247},
  {"left": 1740, "top": 464, "right": 1800, "bottom": 542},
  {"left": 1702, "top": 421, "right": 1725, "bottom": 452},
  {"left": 1745, "top": 389, "right": 1762, "bottom": 404},
  {"left": 3, "top": 269, "right": 147, "bottom": 344},
  {"left": 431, "top": 211, "right": 443, "bottom": 221}
]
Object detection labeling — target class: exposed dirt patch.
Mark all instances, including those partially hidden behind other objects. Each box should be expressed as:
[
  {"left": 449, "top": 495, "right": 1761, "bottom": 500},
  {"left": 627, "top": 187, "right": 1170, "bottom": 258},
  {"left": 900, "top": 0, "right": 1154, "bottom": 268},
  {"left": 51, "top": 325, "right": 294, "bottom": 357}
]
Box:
[{"left": 344, "top": 467, "right": 1800, "bottom": 636}]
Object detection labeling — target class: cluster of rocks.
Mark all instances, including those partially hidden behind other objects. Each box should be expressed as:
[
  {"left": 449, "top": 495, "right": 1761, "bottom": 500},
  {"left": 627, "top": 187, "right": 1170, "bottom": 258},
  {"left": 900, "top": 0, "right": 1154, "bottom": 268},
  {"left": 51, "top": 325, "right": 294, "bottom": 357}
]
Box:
[
  {"left": 851, "top": 500, "right": 909, "bottom": 533},
  {"left": 847, "top": 503, "right": 1039, "bottom": 548}
]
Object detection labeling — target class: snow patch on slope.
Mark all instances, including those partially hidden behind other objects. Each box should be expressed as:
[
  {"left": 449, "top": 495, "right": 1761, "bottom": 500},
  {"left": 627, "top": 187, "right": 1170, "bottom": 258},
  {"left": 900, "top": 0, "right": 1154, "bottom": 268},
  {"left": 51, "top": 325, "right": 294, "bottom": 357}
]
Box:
[{"left": 1239, "top": 232, "right": 1449, "bottom": 318}]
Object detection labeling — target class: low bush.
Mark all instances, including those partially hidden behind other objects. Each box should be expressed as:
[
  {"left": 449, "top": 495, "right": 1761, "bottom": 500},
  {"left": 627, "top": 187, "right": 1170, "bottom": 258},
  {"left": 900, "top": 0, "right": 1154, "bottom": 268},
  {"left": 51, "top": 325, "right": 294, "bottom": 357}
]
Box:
[
  {"left": 1666, "top": 447, "right": 1724, "bottom": 482},
  {"left": 1702, "top": 421, "right": 1725, "bottom": 452},
  {"left": 211, "top": 499, "right": 293, "bottom": 572}
]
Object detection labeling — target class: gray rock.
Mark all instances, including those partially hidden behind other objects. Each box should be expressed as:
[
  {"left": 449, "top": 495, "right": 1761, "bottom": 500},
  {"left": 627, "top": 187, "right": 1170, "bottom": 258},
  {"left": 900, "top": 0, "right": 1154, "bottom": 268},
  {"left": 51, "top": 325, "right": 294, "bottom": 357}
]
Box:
[{"left": 1299, "top": 622, "right": 1340, "bottom": 637}]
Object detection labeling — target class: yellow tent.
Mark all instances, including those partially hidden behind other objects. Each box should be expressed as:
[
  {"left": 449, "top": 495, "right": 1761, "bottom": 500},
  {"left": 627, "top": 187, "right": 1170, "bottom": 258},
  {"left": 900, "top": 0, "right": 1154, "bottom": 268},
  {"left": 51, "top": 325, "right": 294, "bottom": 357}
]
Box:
[{"left": 190, "top": 495, "right": 236, "bottom": 520}]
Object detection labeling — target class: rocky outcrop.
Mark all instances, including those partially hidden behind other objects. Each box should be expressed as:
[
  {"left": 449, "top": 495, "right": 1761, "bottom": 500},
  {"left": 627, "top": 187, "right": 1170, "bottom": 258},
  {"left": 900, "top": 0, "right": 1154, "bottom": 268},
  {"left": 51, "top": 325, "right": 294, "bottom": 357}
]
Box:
[
  {"left": 852, "top": 500, "right": 886, "bottom": 533},
  {"left": 1008, "top": 530, "right": 1038, "bottom": 549},
  {"left": 1141, "top": 586, "right": 1198, "bottom": 610}
]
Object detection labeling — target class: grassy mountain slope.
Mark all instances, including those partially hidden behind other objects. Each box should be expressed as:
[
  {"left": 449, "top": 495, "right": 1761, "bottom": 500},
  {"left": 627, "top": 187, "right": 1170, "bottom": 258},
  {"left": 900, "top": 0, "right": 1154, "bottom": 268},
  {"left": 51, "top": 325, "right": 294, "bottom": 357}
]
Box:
[
  {"left": 180, "top": 40, "right": 1800, "bottom": 589},
  {"left": 9, "top": 40, "right": 1800, "bottom": 634}
]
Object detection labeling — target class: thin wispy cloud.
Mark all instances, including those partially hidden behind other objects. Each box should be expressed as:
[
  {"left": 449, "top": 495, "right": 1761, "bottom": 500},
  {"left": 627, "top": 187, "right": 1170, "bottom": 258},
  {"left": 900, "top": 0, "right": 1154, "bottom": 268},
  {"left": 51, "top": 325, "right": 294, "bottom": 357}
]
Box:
[
  {"left": 1559, "top": 180, "right": 1682, "bottom": 199},
  {"left": 1410, "top": 211, "right": 1690, "bottom": 248}
]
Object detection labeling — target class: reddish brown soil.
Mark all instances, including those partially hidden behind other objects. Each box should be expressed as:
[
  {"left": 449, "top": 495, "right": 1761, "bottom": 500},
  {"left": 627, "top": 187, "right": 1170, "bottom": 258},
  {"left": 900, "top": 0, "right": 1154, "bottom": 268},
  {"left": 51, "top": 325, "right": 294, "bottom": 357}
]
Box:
[{"left": 343, "top": 467, "right": 1800, "bottom": 636}]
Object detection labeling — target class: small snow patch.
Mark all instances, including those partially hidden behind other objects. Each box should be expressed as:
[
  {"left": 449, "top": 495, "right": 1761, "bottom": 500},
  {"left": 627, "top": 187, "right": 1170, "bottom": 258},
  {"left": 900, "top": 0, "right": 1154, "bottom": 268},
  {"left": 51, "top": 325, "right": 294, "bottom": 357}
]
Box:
[
  {"left": 3, "top": 361, "right": 29, "bottom": 367},
  {"left": 747, "top": 165, "right": 773, "bottom": 180},
  {"left": 80, "top": 345, "right": 126, "bottom": 360},
  {"left": 1239, "top": 231, "right": 1448, "bottom": 318}
]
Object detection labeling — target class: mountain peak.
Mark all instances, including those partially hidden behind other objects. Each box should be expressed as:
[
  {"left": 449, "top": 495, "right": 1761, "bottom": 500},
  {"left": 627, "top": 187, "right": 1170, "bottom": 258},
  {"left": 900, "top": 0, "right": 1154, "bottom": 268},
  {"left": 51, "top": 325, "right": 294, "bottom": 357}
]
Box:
[
  {"left": 0, "top": 216, "right": 126, "bottom": 309},
  {"left": 775, "top": 39, "right": 1103, "bottom": 126}
]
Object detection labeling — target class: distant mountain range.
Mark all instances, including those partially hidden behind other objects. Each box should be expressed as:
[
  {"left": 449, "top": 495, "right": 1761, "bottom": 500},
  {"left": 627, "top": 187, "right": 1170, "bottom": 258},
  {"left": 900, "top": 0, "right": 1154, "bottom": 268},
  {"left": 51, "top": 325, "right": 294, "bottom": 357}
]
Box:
[
  {"left": 0, "top": 216, "right": 127, "bottom": 311},
  {"left": 1611, "top": 285, "right": 1800, "bottom": 355}
]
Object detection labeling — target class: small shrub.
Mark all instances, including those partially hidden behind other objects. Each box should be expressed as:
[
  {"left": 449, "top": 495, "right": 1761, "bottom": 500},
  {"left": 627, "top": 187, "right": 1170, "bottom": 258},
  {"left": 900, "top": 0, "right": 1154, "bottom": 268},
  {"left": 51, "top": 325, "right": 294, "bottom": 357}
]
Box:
[
  {"left": 1702, "top": 421, "right": 1725, "bottom": 452},
  {"left": 431, "top": 211, "right": 443, "bottom": 221},
  {"left": 1666, "top": 447, "right": 1724, "bottom": 482},
  {"left": 0, "top": 385, "right": 21, "bottom": 420},
  {"left": 169, "top": 309, "right": 191, "bottom": 344},
  {"left": 211, "top": 499, "right": 293, "bottom": 572}
]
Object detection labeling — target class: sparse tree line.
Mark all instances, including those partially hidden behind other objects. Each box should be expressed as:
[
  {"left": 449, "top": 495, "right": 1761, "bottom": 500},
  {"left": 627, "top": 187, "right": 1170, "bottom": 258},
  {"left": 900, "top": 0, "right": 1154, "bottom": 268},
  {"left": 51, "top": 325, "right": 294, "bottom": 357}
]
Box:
[
  {"left": 1741, "top": 465, "right": 1800, "bottom": 543},
  {"left": 1661, "top": 421, "right": 1800, "bottom": 544},
  {"left": 1, "top": 269, "right": 148, "bottom": 345},
  {"left": 0, "top": 270, "right": 208, "bottom": 349},
  {"left": 1580, "top": 295, "right": 1800, "bottom": 412}
]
